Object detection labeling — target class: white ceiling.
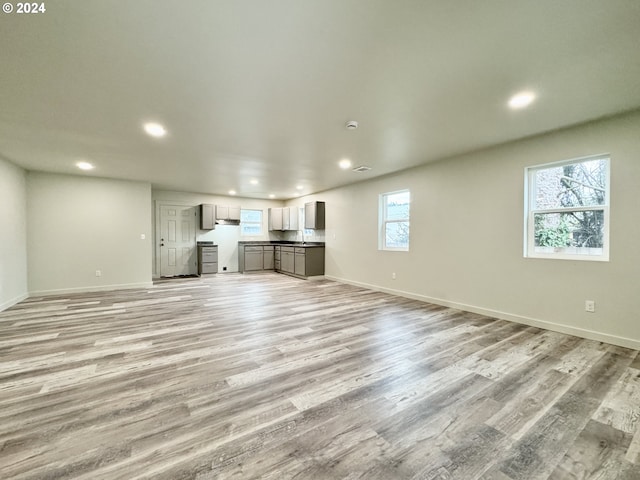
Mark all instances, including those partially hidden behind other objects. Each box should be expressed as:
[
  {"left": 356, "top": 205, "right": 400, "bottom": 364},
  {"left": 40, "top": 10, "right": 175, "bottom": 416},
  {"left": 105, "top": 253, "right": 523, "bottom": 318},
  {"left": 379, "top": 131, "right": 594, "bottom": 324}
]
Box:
[{"left": 2, "top": 0, "right": 640, "bottom": 199}]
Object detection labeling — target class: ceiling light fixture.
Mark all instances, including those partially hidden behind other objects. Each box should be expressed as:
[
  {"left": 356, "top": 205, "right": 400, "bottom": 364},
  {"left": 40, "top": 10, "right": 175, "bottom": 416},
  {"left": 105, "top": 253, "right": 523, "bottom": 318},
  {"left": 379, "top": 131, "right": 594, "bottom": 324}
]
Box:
[
  {"left": 143, "top": 122, "right": 167, "bottom": 138},
  {"left": 268, "top": 194, "right": 275, "bottom": 199},
  {"left": 296, "top": 185, "right": 303, "bottom": 190},
  {"left": 228, "top": 189, "right": 236, "bottom": 195},
  {"left": 76, "top": 161, "right": 94, "bottom": 170},
  {"left": 250, "top": 179, "right": 259, "bottom": 185},
  {"left": 339, "top": 158, "right": 352, "bottom": 169},
  {"left": 346, "top": 120, "right": 359, "bottom": 130},
  {"left": 508, "top": 91, "right": 536, "bottom": 109}
]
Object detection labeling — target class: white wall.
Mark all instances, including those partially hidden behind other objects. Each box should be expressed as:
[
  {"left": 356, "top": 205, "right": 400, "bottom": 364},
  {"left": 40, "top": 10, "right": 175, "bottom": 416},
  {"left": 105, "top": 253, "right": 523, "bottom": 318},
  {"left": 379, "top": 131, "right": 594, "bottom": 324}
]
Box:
[
  {"left": 27, "top": 172, "right": 153, "bottom": 295},
  {"left": 0, "top": 157, "right": 28, "bottom": 310},
  {"left": 152, "top": 190, "right": 284, "bottom": 275},
  {"left": 288, "top": 110, "right": 640, "bottom": 349}
]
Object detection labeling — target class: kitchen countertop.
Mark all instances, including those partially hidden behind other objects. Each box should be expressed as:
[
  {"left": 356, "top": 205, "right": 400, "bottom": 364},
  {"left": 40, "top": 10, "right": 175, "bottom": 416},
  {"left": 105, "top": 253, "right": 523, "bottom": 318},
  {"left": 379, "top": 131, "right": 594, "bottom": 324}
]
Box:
[{"left": 238, "top": 241, "right": 325, "bottom": 248}]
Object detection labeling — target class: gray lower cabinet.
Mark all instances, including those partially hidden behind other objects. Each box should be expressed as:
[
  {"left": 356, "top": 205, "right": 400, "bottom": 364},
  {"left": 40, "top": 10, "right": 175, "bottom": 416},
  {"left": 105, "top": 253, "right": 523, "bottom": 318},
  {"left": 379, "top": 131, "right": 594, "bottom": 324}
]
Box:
[
  {"left": 274, "top": 246, "right": 281, "bottom": 271},
  {"left": 294, "top": 249, "right": 306, "bottom": 276},
  {"left": 263, "top": 246, "right": 274, "bottom": 270},
  {"left": 239, "top": 244, "right": 276, "bottom": 272},
  {"left": 238, "top": 243, "right": 324, "bottom": 277},
  {"left": 280, "top": 247, "right": 295, "bottom": 274},
  {"left": 293, "top": 247, "right": 324, "bottom": 277},
  {"left": 244, "top": 246, "right": 264, "bottom": 271},
  {"left": 198, "top": 246, "right": 218, "bottom": 274}
]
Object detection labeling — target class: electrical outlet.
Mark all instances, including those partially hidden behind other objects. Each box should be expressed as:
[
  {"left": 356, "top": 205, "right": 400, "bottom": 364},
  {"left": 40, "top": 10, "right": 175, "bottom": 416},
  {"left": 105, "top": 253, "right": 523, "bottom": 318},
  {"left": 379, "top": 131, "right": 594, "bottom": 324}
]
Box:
[
  {"left": 392, "top": 272, "right": 396, "bottom": 280},
  {"left": 585, "top": 300, "right": 595, "bottom": 313},
  {"left": 223, "top": 266, "right": 227, "bottom": 271},
  {"left": 95, "top": 270, "right": 102, "bottom": 277}
]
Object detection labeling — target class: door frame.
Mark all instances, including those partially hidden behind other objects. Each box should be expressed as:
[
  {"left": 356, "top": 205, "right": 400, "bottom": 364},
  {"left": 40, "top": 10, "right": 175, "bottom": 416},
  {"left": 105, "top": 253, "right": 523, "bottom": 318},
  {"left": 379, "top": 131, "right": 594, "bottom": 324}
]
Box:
[{"left": 154, "top": 200, "right": 198, "bottom": 278}]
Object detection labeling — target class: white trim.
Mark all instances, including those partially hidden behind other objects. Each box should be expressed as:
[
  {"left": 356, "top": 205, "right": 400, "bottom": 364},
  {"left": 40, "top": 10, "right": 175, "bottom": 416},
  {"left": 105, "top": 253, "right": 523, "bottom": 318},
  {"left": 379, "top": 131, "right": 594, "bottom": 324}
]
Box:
[
  {"left": 379, "top": 189, "right": 411, "bottom": 251},
  {"left": 154, "top": 201, "right": 198, "bottom": 277},
  {"left": 325, "top": 274, "right": 640, "bottom": 351},
  {"left": 532, "top": 206, "right": 606, "bottom": 215},
  {"left": 240, "top": 209, "right": 264, "bottom": 237},
  {"left": 527, "top": 152, "right": 610, "bottom": 170},
  {"left": 524, "top": 154, "right": 610, "bottom": 262},
  {"left": 29, "top": 282, "right": 154, "bottom": 297},
  {"left": 0, "top": 292, "right": 29, "bottom": 312}
]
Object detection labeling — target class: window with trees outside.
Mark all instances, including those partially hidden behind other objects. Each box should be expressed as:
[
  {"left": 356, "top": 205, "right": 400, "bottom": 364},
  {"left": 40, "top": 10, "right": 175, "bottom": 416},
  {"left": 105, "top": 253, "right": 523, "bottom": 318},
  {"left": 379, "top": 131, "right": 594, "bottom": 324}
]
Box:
[
  {"left": 379, "top": 190, "right": 410, "bottom": 251},
  {"left": 240, "top": 209, "right": 263, "bottom": 236},
  {"left": 525, "top": 155, "right": 609, "bottom": 261}
]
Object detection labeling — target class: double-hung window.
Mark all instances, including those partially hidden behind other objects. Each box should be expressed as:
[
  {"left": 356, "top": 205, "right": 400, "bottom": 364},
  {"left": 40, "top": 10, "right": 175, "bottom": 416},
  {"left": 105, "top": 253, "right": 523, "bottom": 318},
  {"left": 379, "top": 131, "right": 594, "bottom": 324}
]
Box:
[
  {"left": 524, "top": 155, "right": 610, "bottom": 261},
  {"left": 240, "top": 209, "right": 263, "bottom": 236},
  {"left": 379, "top": 190, "right": 410, "bottom": 251}
]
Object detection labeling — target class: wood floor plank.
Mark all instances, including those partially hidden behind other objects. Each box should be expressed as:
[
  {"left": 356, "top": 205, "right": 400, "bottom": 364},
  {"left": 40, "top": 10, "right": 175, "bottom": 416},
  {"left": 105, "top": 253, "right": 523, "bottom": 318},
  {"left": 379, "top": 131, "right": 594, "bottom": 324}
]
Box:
[
  {"left": 549, "top": 420, "right": 635, "bottom": 480},
  {"left": 1, "top": 273, "right": 638, "bottom": 479}
]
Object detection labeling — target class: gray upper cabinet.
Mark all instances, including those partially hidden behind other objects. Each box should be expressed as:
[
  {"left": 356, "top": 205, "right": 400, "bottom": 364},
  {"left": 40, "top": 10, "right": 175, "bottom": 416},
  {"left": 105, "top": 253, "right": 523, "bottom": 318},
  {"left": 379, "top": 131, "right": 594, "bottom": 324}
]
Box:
[
  {"left": 268, "top": 207, "right": 298, "bottom": 231},
  {"left": 305, "top": 201, "right": 325, "bottom": 229},
  {"left": 268, "top": 208, "right": 283, "bottom": 231},
  {"left": 215, "top": 205, "right": 228, "bottom": 220},
  {"left": 215, "top": 205, "right": 241, "bottom": 222},
  {"left": 228, "top": 206, "right": 241, "bottom": 221},
  {"left": 200, "top": 204, "right": 215, "bottom": 230},
  {"left": 282, "top": 207, "right": 298, "bottom": 231}
]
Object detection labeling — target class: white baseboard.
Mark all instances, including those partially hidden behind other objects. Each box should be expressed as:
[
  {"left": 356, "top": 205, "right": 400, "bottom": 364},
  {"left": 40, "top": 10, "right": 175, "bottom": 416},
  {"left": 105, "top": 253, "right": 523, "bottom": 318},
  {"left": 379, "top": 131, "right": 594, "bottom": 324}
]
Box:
[
  {"left": 325, "top": 275, "right": 640, "bottom": 351},
  {"left": 0, "top": 292, "right": 29, "bottom": 312},
  {"left": 29, "top": 282, "right": 154, "bottom": 298}
]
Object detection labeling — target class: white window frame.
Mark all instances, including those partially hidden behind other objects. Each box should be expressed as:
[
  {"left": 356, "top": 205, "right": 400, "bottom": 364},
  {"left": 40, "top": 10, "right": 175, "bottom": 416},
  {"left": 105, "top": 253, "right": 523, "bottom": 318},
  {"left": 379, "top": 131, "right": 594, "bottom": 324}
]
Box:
[
  {"left": 379, "top": 189, "right": 410, "bottom": 252},
  {"left": 240, "top": 209, "right": 263, "bottom": 236},
  {"left": 524, "top": 154, "right": 610, "bottom": 261}
]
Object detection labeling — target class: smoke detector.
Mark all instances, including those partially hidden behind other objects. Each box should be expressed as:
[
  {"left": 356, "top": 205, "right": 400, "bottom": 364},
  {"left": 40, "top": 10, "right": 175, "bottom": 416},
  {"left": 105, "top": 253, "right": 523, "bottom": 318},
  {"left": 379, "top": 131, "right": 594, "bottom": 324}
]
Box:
[{"left": 346, "top": 120, "right": 359, "bottom": 130}]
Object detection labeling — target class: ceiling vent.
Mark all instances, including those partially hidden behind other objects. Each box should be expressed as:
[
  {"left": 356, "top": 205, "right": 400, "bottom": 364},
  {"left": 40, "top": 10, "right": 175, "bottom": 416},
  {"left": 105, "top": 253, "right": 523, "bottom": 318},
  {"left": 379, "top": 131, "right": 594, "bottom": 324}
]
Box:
[{"left": 352, "top": 165, "right": 371, "bottom": 172}]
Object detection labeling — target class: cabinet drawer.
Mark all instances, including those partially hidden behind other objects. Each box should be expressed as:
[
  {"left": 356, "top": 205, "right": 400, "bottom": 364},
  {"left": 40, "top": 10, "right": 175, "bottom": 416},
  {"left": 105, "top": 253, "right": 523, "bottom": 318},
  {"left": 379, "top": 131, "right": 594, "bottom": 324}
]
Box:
[
  {"left": 281, "top": 246, "right": 295, "bottom": 253},
  {"left": 274, "top": 260, "right": 281, "bottom": 269},
  {"left": 274, "top": 250, "right": 281, "bottom": 260},
  {"left": 262, "top": 245, "right": 274, "bottom": 251},
  {"left": 295, "top": 247, "right": 306, "bottom": 254},
  {"left": 201, "top": 251, "right": 218, "bottom": 263},
  {"left": 245, "top": 246, "right": 263, "bottom": 252},
  {"left": 200, "top": 262, "right": 218, "bottom": 274},
  {"left": 200, "top": 247, "right": 217, "bottom": 254}
]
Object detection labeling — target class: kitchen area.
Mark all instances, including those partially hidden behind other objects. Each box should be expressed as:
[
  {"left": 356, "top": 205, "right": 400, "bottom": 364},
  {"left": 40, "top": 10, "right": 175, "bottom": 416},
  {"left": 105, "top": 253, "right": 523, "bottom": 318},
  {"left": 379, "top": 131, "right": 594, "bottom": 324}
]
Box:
[{"left": 194, "top": 200, "right": 326, "bottom": 279}]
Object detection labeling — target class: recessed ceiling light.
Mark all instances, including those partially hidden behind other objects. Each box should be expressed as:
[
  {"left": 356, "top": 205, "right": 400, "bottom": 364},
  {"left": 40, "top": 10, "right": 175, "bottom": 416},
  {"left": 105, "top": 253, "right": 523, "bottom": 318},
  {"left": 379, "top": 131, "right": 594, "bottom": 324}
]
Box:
[
  {"left": 250, "top": 179, "right": 259, "bottom": 185},
  {"left": 339, "top": 158, "right": 352, "bottom": 169},
  {"left": 268, "top": 194, "right": 276, "bottom": 199},
  {"left": 76, "top": 161, "right": 94, "bottom": 170},
  {"left": 228, "top": 190, "right": 236, "bottom": 195},
  {"left": 508, "top": 91, "right": 536, "bottom": 109},
  {"left": 296, "top": 185, "right": 304, "bottom": 190},
  {"left": 143, "top": 122, "right": 167, "bottom": 138}
]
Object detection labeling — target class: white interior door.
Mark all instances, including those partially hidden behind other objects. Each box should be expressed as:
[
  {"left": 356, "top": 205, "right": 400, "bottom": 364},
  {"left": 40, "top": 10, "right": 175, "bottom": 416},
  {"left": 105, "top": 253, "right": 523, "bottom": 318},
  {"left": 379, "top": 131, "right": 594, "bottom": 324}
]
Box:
[{"left": 159, "top": 205, "right": 196, "bottom": 277}]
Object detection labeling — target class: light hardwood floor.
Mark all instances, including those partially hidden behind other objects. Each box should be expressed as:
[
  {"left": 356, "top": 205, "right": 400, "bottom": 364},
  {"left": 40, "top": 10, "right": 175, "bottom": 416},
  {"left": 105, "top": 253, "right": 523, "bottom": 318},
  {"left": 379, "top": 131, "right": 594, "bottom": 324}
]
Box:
[{"left": 1, "top": 273, "right": 639, "bottom": 479}]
